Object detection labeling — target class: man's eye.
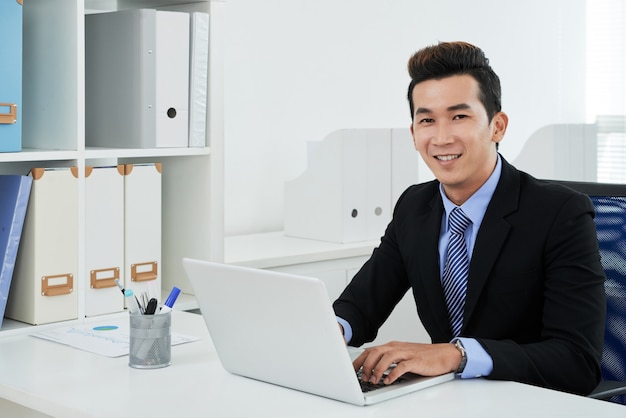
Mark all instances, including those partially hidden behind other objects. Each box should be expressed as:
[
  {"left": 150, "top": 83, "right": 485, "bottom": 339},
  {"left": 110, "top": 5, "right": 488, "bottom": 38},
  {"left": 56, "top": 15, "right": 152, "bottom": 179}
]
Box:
[
  {"left": 453, "top": 114, "right": 468, "bottom": 120},
  {"left": 419, "top": 118, "right": 434, "bottom": 124}
]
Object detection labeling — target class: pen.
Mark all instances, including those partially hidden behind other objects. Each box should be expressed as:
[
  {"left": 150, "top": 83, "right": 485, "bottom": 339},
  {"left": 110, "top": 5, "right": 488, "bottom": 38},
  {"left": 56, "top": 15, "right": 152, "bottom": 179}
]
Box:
[
  {"left": 114, "top": 278, "right": 125, "bottom": 295},
  {"left": 116, "top": 279, "right": 145, "bottom": 313},
  {"left": 159, "top": 286, "right": 181, "bottom": 314},
  {"left": 147, "top": 281, "right": 159, "bottom": 302},
  {"left": 140, "top": 291, "right": 149, "bottom": 311},
  {"left": 124, "top": 289, "right": 142, "bottom": 314},
  {"left": 145, "top": 298, "right": 158, "bottom": 315}
]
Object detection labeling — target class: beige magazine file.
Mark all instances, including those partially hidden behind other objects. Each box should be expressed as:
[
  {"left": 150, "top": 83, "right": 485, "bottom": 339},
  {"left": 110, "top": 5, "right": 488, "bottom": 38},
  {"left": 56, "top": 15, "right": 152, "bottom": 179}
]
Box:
[
  {"left": 123, "top": 163, "right": 162, "bottom": 300},
  {"left": 6, "top": 167, "right": 78, "bottom": 325},
  {"left": 84, "top": 165, "right": 125, "bottom": 316}
]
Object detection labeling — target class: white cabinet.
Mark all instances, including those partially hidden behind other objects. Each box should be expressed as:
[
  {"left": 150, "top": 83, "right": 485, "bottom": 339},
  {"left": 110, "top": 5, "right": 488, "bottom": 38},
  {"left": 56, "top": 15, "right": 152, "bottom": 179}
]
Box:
[
  {"left": 0, "top": 0, "right": 224, "bottom": 336},
  {"left": 225, "top": 232, "right": 430, "bottom": 347}
]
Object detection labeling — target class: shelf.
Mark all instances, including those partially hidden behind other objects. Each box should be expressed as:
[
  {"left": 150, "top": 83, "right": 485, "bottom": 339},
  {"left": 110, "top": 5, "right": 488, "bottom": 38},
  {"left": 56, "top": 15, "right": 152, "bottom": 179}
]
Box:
[
  {"left": 0, "top": 149, "right": 78, "bottom": 163},
  {"left": 1, "top": 0, "right": 224, "bottom": 338},
  {"left": 85, "top": 146, "right": 211, "bottom": 160},
  {"left": 0, "top": 147, "right": 211, "bottom": 164}
]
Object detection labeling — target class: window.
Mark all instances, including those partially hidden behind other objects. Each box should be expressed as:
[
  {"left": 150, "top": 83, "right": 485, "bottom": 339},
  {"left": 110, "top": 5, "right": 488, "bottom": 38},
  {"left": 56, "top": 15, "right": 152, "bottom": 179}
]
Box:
[{"left": 586, "top": 0, "right": 626, "bottom": 183}]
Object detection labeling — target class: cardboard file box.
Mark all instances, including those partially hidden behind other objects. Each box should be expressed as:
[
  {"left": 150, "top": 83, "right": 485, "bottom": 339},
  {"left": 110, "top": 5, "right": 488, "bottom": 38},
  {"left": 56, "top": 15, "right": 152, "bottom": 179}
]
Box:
[
  {"left": 6, "top": 168, "right": 78, "bottom": 325},
  {"left": 123, "top": 163, "right": 162, "bottom": 299},
  {"left": 0, "top": 0, "right": 23, "bottom": 152},
  {"left": 85, "top": 166, "right": 125, "bottom": 317}
]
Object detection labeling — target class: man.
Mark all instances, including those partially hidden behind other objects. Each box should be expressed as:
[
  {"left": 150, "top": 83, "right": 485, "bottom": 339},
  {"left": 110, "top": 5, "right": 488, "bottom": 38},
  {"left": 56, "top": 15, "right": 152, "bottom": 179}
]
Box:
[{"left": 333, "top": 41, "right": 606, "bottom": 395}]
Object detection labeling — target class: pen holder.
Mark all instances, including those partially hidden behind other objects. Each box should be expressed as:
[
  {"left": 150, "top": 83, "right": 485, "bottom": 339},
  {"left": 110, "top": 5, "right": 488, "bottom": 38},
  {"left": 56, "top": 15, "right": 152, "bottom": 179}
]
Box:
[{"left": 129, "top": 311, "right": 172, "bottom": 369}]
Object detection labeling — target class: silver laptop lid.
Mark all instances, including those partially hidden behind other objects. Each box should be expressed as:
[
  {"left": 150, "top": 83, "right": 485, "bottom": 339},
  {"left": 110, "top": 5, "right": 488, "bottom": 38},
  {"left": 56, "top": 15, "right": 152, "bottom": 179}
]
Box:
[{"left": 182, "top": 258, "right": 366, "bottom": 405}]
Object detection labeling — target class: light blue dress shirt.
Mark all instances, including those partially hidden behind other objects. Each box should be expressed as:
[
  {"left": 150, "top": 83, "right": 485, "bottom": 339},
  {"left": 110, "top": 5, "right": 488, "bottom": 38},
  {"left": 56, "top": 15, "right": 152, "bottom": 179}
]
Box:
[
  {"left": 439, "top": 155, "right": 501, "bottom": 378},
  {"left": 339, "top": 155, "right": 502, "bottom": 379}
]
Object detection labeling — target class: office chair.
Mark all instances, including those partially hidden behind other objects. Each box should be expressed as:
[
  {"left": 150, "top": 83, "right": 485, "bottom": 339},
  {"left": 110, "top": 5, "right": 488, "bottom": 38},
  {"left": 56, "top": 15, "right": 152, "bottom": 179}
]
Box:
[{"left": 551, "top": 180, "right": 626, "bottom": 405}]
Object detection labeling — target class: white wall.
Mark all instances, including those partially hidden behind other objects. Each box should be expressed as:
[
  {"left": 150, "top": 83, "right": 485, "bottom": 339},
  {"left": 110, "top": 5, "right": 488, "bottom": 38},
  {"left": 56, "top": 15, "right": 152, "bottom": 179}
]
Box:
[{"left": 223, "top": 0, "right": 587, "bottom": 236}]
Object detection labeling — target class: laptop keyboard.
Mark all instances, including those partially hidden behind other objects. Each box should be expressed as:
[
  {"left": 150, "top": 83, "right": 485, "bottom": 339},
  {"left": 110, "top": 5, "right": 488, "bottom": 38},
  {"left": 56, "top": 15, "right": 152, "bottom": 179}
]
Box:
[{"left": 356, "top": 369, "right": 408, "bottom": 393}]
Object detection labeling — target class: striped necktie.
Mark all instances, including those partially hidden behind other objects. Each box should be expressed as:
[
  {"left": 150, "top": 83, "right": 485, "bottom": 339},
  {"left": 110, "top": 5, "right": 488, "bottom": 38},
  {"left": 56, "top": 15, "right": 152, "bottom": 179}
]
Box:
[{"left": 442, "top": 207, "right": 472, "bottom": 337}]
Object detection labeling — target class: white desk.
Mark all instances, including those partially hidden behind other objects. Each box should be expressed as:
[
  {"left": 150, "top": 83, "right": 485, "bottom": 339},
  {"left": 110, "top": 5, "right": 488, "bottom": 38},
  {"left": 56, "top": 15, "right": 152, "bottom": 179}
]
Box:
[
  {"left": 0, "top": 311, "right": 623, "bottom": 417},
  {"left": 224, "top": 231, "right": 378, "bottom": 269}
]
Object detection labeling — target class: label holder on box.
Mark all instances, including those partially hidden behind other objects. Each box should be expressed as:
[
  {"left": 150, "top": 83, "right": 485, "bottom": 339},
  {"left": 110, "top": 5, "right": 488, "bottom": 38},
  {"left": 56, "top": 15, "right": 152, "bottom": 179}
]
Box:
[
  {"left": 90, "top": 267, "right": 120, "bottom": 289},
  {"left": 131, "top": 261, "right": 158, "bottom": 282},
  {"left": 0, "top": 103, "right": 17, "bottom": 124},
  {"left": 41, "top": 274, "right": 74, "bottom": 296}
]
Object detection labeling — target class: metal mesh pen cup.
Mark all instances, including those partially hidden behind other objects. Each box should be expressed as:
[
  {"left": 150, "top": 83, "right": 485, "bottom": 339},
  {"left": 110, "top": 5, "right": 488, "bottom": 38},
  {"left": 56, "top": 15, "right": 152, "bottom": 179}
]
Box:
[{"left": 129, "top": 311, "right": 172, "bottom": 369}]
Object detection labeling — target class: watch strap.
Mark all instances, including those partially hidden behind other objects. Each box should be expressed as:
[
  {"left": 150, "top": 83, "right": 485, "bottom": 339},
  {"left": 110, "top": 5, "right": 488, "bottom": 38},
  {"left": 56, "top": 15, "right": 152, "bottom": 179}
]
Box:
[{"left": 454, "top": 339, "right": 467, "bottom": 374}]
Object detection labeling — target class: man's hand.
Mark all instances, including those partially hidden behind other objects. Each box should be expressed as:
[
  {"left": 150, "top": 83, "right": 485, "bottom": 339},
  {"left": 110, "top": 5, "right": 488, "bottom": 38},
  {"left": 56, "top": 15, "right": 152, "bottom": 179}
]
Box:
[{"left": 353, "top": 341, "right": 462, "bottom": 385}]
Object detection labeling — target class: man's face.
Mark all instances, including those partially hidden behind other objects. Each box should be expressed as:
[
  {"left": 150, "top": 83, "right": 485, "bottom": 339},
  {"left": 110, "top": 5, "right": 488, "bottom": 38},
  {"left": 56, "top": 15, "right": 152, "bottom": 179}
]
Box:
[{"left": 410, "top": 74, "right": 507, "bottom": 205}]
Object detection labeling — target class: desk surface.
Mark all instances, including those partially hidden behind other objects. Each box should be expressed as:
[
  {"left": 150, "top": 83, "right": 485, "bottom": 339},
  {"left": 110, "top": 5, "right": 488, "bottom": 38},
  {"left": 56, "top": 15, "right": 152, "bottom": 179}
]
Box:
[
  {"left": 225, "top": 231, "right": 378, "bottom": 268},
  {"left": 0, "top": 311, "right": 623, "bottom": 418}
]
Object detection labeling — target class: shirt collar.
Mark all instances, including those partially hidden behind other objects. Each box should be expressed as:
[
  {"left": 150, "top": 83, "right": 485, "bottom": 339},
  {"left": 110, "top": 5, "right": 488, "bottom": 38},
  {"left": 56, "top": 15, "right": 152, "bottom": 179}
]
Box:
[{"left": 440, "top": 154, "right": 502, "bottom": 232}]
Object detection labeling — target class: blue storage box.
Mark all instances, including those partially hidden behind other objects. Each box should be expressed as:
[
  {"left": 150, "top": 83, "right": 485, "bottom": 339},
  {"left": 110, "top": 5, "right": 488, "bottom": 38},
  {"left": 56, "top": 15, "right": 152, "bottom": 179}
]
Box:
[{"left": 0, "top": 0, "right": 23, "bottom": 152}]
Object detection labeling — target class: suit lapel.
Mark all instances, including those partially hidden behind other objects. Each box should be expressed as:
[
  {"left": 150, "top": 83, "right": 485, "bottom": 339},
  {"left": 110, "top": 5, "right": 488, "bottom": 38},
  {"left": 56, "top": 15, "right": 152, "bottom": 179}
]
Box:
[
  {"left": 414, "top": 191, "right": 452, "bottom": 338},
  {"left": 462, "top": 158, "right": 520, "bottom": 332}
]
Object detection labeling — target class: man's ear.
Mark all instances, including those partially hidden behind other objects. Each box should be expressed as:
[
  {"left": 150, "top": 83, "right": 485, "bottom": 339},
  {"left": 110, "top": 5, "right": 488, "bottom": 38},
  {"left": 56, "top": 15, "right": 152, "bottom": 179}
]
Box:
[{"left": 492, "top": 112, "right": 509, "bottom": 144}]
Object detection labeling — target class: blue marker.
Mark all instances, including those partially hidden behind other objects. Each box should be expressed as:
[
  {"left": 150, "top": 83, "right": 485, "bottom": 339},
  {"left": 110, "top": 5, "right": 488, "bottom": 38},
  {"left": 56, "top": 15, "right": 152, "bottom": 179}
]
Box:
[{"left": 159, "top": 287, "right": 181, "bottom": 314}]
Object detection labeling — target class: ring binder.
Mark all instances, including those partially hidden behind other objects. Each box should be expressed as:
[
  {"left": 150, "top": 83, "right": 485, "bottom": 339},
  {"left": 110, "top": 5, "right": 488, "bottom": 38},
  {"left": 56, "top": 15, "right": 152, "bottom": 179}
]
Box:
[{"left": 85, "top": 9, "right": 190, "bottom": 148}]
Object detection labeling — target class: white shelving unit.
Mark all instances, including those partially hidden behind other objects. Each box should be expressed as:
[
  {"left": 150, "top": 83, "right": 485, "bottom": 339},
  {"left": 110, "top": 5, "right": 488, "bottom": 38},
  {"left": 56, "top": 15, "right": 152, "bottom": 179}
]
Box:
[{"left": 0, "top": 0, "right": 225, "bottom": 336}]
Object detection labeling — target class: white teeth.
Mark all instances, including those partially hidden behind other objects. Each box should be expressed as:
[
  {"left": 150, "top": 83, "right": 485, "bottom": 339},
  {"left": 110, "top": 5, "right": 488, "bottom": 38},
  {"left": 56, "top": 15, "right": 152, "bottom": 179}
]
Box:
[{"left": 436, "top": 155, "right": 460, "bottom": 161}]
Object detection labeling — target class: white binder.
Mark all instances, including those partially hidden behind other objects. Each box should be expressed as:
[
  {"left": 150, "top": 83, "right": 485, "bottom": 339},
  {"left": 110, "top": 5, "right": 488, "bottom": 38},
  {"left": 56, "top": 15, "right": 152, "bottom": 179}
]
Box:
[
  {"left": 84, "top": 166, "right": 124, "bottom": 317},
  {"left": 85, "top": 9, "right": 190, "bottom": 148},
  {"left": 189, "top": 12, "right": 209, "bottom": 147},
  {"left": 6, "top": 168, "right": 78, "bottom": 325},
  {"left": 364, "top": 129, "right": 391, "bottom": 241},
  {"left": 123, "top": 164, "right": 162, "bottom": 299},
  {"left": 284, "top": 129, "right": 391, "bottom": 243}
]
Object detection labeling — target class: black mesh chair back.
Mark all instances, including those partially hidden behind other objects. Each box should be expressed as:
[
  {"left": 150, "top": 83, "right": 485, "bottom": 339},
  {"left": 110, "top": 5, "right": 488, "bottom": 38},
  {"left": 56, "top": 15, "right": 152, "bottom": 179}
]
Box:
[{"left": 550, "top": 180, "right": 626, "bottom": 404}]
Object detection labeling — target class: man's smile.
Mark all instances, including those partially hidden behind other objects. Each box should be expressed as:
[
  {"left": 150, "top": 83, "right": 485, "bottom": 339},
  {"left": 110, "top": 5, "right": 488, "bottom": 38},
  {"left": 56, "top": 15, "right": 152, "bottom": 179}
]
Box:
[{"left": 435, "top": 154, "right": 461, "bottom": 161}]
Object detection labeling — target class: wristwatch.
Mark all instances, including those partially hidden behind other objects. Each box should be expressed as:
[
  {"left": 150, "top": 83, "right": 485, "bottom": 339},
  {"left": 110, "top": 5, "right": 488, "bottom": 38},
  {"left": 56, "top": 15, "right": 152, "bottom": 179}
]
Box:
[{"left": 454, "top": 339, "right": 467, "bottom": 374}]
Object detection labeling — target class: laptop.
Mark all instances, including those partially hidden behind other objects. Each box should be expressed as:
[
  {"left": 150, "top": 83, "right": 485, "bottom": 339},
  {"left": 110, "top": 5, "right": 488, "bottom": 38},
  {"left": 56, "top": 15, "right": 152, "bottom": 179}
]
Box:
[{"left": 182, "top": 258, "right": 454, "bottom": 406}]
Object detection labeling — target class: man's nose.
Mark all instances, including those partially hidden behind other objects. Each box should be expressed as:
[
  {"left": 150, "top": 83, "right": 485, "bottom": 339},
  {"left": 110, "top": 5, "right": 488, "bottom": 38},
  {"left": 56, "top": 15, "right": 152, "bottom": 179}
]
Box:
[{"left": 432, "top": 122, "right": 453, "bottom": 145}]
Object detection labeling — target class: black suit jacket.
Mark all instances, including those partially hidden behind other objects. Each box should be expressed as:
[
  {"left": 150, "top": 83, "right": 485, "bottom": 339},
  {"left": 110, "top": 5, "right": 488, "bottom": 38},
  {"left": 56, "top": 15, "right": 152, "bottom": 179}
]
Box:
[{"left": 333, "top": 156, "right": 606, "bottom": 395}]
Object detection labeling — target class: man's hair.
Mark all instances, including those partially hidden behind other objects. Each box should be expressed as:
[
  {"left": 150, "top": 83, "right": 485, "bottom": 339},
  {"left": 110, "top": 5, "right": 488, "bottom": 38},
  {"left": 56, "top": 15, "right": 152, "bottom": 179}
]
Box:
[{"left": 407, "top": 41, "right": 502, "bottom": 122}]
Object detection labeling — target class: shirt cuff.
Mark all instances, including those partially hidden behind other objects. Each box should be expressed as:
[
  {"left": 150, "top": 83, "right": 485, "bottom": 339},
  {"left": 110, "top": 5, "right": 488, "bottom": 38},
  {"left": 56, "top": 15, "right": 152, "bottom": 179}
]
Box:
[
  {"left": 336, "top": 317, "right": 353, "bottom": 344},
  {"left": 453, "top": 337, "right": 493, "bottom": 379}
]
